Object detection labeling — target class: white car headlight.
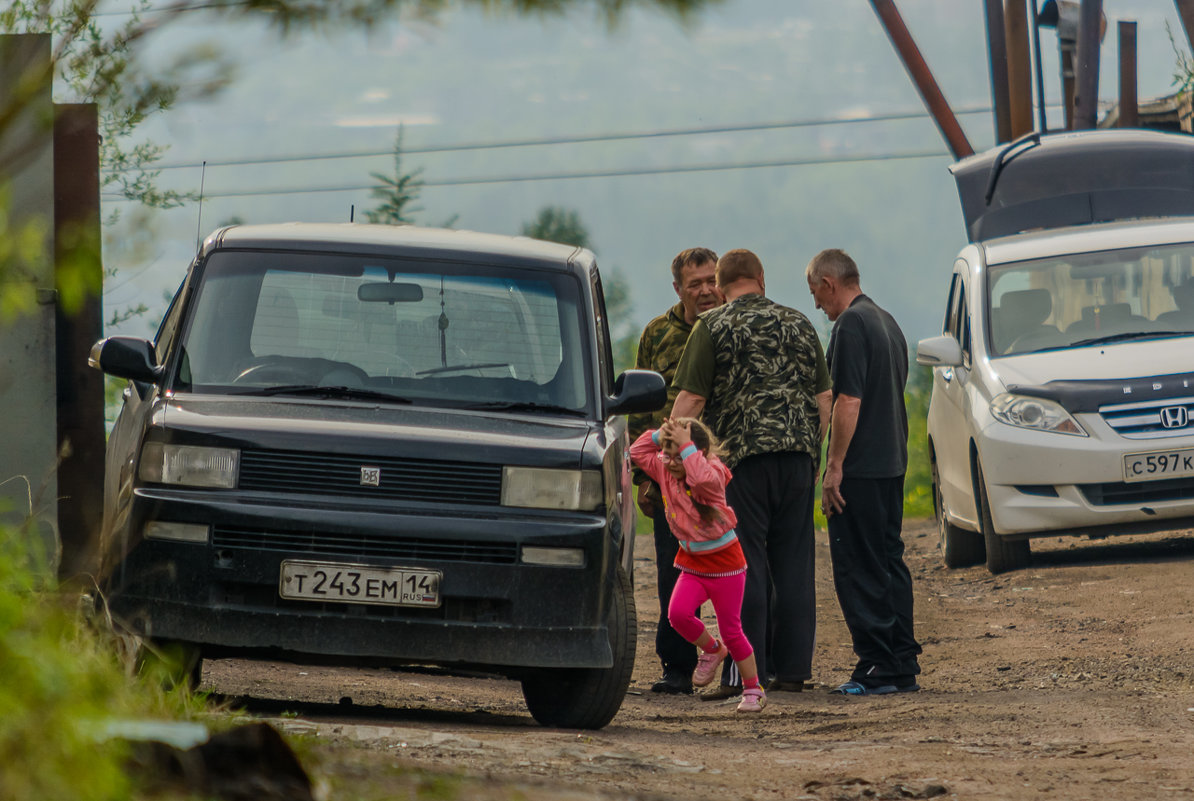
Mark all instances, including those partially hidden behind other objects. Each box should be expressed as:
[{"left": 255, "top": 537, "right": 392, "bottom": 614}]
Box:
[
  {"left": 139, "top": 443, "right": 240, "bottom": 488},
  {"left": 502, "top": 467, "right": 603, "bottom": 511},
  {"left": 990, "top": 393, "right": 1087, "bottom": 436}
]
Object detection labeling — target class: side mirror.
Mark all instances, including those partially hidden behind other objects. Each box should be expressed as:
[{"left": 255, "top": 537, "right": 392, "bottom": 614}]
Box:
[
  {"left": 88, "top": 337, "right": 161, "bottom": 384},
  {"left": 607, "top": 369, "right": 666, "bottom": 417},
  {"left": 916, "top": 335, "right": 964, "bottom": 368}
]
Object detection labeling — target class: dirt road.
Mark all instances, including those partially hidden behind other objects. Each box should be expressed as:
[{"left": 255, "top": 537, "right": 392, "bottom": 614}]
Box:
[{"left": 203, "top": 520, "right": 1194, "bottom": 800}]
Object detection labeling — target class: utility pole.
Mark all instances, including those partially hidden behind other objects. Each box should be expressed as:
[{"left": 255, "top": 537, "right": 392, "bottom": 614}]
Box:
[
  {"left": 983, "top": 0, "right": 1012, "bottom": 142},
  {"left": 1117, "top": 20, "right": 1138, "bottom": 128},
  {"left": 1072, "top": 0, "right": 1104, "bottom": 129},
  {"left": 1005, "top": 0, "right": 1035, "bottom": 138},
  {"left": 985, "top": 0, "right": 1014, "bottom": 142}
]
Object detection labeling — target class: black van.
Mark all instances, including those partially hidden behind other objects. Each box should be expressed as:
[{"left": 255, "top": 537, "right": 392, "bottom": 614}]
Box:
[{"left": 90, "top": 223, "right": 664, "bottom": 728}]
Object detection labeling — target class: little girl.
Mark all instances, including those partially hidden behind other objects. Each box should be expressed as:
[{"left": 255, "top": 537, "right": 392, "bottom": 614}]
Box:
[{"left": 629, "top": 416, "right": 765, "bottom": 713}]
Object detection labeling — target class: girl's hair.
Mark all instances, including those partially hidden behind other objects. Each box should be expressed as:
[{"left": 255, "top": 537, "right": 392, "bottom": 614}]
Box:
[
  {"left": 666, "top": 417, "right": 725, "bottom": 524},
  {"left": 670, "top": 417, "right": 724, "bottom": 459}
]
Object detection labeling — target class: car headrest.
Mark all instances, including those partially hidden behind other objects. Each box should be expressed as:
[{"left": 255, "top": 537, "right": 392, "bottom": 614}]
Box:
[{"left": 1000, "top": 288, "right": 1052, "bottom": 328}]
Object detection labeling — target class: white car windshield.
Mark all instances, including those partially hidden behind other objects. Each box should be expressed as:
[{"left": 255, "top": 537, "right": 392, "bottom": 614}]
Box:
[
  {"left": 988, "top": 242, "right": 1194, "bottom": 356},
  {"left": 174, "top": 250, "right": 591, "bottom": 413}
]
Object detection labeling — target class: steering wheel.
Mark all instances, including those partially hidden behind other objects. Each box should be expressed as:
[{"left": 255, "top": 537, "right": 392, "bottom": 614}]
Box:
[
  {"left": 1007, "top": 327, "right": 1061, "bottom": 354},
  {"left": 232, "top": 357, "right": 309, "bottom": 385},
  {"left": 318, "top": 363, "right": 370, "bottom": 387}
]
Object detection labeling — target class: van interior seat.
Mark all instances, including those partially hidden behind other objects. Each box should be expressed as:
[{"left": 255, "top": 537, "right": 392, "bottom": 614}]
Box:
[
  {"left": 994, "top": 288, "right": 1056, "bottom": 353},
  {"left": 1066, "top": 302, "right": 1147, "bottom": 335}
]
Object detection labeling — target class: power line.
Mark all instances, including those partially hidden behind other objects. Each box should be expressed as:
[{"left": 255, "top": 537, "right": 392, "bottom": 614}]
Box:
[
  {"left": 103, "top": 148, "right": 950, "bottom": 200},
  {"left": 130, "top": 106, "right": 993, "bottom": 172}
]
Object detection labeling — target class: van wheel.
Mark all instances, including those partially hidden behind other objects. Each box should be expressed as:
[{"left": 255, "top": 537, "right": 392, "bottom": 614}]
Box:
[
  {"left": 975, "top": 461, "right": 1031, "bottom": 574},
  {"left": 521, "top": 566, "right": 636, "bottom": 729},
  {"left": 933, "top": 465, "right": 985, "bottom": 568}
]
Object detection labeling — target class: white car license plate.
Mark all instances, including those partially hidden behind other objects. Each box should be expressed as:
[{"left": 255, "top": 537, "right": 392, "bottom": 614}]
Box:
[
  {"left": 1122, "top": 448, "right": 1194, "bottom": 483},
  {"left": 279, "top": 560, "right": 441, "bottom": 608}
]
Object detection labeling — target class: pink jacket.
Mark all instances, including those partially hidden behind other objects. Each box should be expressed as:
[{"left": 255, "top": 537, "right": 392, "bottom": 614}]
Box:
[{"left": 630, "top": 429, "right": 738, "bottom": 553}]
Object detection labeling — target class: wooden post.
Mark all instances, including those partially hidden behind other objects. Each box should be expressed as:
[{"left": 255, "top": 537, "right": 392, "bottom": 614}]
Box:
[
  {"left": 1117, "top": 21, "right": 1138, "bottom": 128},
  {"left": 985, "top": 0, "right": 1014, "bottom": 142},
  {"left": 1006, "top": 0, "right": 1035, "bottom": 137},
  {"left": 54, "top": 103, "right": 105, "bottom": 581},
  {"left": 1072, "top": 0, "right": 1104, "bottom": 129}
]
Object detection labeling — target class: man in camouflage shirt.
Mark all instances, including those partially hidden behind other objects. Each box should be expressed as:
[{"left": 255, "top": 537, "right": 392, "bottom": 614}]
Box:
[
  {"left": 628, "top": 246, "right": 722, "bottom": 695},
  {"left": 672, "top": 248, "right": 831, "bottom": 697}
]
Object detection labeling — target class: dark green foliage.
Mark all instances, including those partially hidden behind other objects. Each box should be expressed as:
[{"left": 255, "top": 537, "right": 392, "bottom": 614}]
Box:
[
  {"left": 364, "top": 128, "right": 425, "bottom": 226},
  {"left": 521, "top": 206, "right": 593, "bottom": 250}
]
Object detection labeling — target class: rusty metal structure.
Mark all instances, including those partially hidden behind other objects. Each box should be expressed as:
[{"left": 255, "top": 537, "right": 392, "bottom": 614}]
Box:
[{"left": 870, "top": 0, "right": 1194, "bottom": 157}]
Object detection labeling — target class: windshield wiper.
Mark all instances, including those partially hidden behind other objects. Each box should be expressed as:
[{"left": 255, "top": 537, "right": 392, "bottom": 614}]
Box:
[
  {"left": 1068, "top": 331, "right": 1179, "bottom": 348},
  {"left": 463, "top": 400, "right": 587, "bottom": 416},
  {"left": 231, "top": 385, "right": 412, "bottom": 403}
]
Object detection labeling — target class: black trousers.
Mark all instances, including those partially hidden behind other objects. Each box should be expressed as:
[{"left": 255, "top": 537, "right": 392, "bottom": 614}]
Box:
[
  {"left": 720, "top": 451, "right": 817, "bottom": 686},
  {"left": 827, "top": 474, "right": 921, "bottom": 685},
  {"left": 652, "top": 502, "right": 698, "bottom": 675}
]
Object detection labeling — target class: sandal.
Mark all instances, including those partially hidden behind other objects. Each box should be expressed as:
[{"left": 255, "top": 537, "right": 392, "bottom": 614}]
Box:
[{"left": 736, "top": 686, "right": 767, "bottom": 713}]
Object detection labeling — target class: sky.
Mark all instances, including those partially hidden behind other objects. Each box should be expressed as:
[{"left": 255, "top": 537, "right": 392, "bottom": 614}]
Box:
[{"left": 96, "top": 0, "right": 1193, "bottom": 348}]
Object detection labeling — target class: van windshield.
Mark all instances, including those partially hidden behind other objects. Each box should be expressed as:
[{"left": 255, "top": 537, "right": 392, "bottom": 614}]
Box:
[
  {"left": 987, "top": 242, "right": 1194, "bottom": 356},
  {"left": 174, "top": 250, "right": 592, "bottom": 413}
]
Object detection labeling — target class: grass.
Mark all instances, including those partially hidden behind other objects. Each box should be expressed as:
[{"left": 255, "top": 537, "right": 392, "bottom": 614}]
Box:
[{"left": 0, "top": 517, "right": 222, "bottom": 801}]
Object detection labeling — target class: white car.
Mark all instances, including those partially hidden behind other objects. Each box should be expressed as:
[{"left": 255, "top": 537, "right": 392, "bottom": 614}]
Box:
[{"left": 918, "top": 130, "right": 1194, "bottom": 572}]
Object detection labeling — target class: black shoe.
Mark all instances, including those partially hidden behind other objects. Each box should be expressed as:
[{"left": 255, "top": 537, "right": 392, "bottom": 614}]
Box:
[
  {"left": 765, "top": 679, "right": 807, "bottom": 693},
  {"left": 651, "top": 671, "right": 694, "bottom": 695},
  {"left": 699, "top": 683, "right": 742, "bottom": 701}
]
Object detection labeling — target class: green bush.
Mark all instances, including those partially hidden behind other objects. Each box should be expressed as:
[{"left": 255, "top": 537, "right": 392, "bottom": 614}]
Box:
[
  {"left": 903, "top": 364, "right": 934, "bottom": 519},
  {"left": 0, "top": 522, "right": 208, "bottom": 801}
]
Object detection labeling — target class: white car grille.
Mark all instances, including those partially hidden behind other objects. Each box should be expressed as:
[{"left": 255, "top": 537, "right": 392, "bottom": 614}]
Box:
[{"left": 1100, "top": 396, "right": 1194, "bottom": 439}]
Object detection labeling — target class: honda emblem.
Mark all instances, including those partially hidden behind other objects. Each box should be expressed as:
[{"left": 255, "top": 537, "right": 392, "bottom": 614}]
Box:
[{"left": 1159, "top": 406, "right": 1189, "bottom": 430}]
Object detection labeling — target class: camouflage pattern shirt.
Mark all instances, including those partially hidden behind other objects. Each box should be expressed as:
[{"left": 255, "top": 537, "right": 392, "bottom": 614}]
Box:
[
  {"left": 672, "top": 293, "right": 829, "bottom": 469},
  {"left": 628, "top": 302, "right": 694, "bottom": 485}
]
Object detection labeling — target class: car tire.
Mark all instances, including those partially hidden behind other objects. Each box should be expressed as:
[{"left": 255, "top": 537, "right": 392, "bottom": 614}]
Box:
[
  {"left": 975, "top": 461, "right": 1031, "bottom": 574},
  {"left": 933, "top": 465, "right": 985, "bottom": 568},
  {"left": 521, "top": 565, "right": 637, "bottom": 729}
]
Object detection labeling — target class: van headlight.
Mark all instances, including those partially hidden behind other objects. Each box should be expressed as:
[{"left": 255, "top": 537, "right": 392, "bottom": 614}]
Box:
[
  {"left": 139, "top": 443, "right": 240, "bottom": 488},
  {"left": 990, "top": 393, "right": 1087, "bottom": 436},
  {"left": 502, "top": 467, "right": 603, "bottom": 511}
]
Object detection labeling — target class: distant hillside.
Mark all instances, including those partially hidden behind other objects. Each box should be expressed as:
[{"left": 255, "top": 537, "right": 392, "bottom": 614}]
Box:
[{"left": 119, "top": 0, "right": 1188, "bottom": 346}]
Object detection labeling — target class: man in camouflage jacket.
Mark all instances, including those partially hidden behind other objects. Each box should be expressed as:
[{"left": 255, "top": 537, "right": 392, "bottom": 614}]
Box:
[
  {"left": 628, "top": 246, "right": 722, "bottom": 695},
  {"left": 672, "top": 248, "right": 831, "bottom": 697}
]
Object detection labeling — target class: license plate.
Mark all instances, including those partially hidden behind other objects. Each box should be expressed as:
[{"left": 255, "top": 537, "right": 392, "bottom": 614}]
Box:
[
  {"left": 279, "top": 560, "right": 441, "bottom": 607},
  {"left": 1122, "top": 448, "right": 1194, "bottom": 483}
]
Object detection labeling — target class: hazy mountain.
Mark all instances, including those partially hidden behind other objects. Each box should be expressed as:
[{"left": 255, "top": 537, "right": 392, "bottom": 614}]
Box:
[{"left": 109, "top": 0, "right": 1190, "bottom": 346}]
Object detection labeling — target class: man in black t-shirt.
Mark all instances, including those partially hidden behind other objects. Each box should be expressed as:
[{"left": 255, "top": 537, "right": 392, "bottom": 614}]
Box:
[{"left": 806, "top": 248, "right": 922, "bottom": 696}]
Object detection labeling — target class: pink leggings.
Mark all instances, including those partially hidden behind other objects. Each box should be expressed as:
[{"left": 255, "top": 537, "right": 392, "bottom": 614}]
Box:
[{"left": 667, "top": 570, "right": 754, "bottom": 663}]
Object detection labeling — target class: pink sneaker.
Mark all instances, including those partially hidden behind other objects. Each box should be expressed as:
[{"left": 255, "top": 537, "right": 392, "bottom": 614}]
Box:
[
  {"left": 692, "top": 642, "right": 729, "bottom": 687},
  {"left": 736, "top": 686, "right": 767, "bottom": 713}
]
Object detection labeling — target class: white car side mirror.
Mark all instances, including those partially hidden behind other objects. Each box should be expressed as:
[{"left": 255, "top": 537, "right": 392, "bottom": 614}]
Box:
[{"left": 916, "top": 335, "right": 963, "bottom": 367}]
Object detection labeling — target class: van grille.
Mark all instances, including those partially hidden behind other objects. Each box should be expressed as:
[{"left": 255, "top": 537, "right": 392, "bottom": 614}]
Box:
[
  {"left": 1100, "top": 396, "right": 1194, "bottom": 439},
  {"left": 238, "top": 448, "right": 503, "bottom": 505},
  {"left": 1078, "top": 476, "right": 1194, "bottom": 506},
  {"left": 212, "top": 525, "right": 519, "bottom": 564}
]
